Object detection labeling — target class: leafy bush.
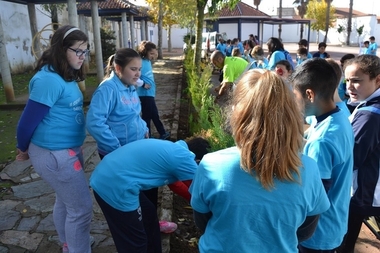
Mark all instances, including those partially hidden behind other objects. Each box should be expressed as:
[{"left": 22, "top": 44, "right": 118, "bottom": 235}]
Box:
[
  {"left": 183, "top": 33, "right": 196, "bottom": 44},
  {"left": 183, "top": 49, "right": 234, "bottom": 152},
  {"left": 100, "top": 27, "right": 117, "bottom": 62}
]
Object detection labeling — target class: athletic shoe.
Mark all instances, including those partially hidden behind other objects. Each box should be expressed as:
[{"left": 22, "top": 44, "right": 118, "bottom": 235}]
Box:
[
  {"left": 159, "top": 221, "right": 178, "bottom": 233},
  {"left": 62, "top": 243, "right": 69, "bottom": 252},
  {"left": 160, "top": 132, "right": 171, "bottom": 140}
]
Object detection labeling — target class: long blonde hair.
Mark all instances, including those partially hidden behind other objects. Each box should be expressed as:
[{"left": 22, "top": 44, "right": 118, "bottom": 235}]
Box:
[{"left": 230, "top": 69, "right": 303, "bottom": 189}]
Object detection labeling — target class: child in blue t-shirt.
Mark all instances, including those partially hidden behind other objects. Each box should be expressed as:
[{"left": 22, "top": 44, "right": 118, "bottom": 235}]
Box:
[
  {"left": 291, "top": 58, "right": 354, "bottom": 253},
  {"left": 190, "top": 69, "right": 329, "bottom": 253},
  {"left": 90, "top": 138, "right": 210, "bottom": 253}
]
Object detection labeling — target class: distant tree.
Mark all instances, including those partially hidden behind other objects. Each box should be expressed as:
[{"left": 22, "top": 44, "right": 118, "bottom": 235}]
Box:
[
  {"left": 306, "top": 0, "right": 336, "bottom": 43},
  {"left": 100, "top": 27, "right": 116, "bottom": 62},
  {"left": 40, "top": 4, "right": 66, "bottom": 31},
  {"left": 253, "top": 0, "right": 261, "bottom": 10},
  {"left": 346, "top": 0, "right": 353, "bottom": 45},
  {"left": 146, "top": 0, "right": 196, "bottom": 56},
  {"left": 293, "top": 0, "right": 309, "bottom": 40},
  {"left": 356, "top": 24, "right": 364, "bottom": 45},
  {"left": 323, "top": 0, "right": 334, "bottom": 43}
]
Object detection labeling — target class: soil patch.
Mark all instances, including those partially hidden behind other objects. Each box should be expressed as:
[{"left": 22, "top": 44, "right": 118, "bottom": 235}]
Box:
[{"left": 169, "top": 67, "right": 201, "bottom": 253}]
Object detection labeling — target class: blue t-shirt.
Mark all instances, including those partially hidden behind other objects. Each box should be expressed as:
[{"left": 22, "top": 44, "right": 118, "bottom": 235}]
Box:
[
  {"left": 369, "top": 42, "right": 378, "bottom": 55},
  {"left": 301, "top": 109, "right": 354, "bottom": 249},
  {"left": 137, "top": 59, "right": 156, "bottom": 97},
  {"left": 90, "top": 139, "right": 198, "bottom": 211},
  {"left": 267, "top": 50, "right": 286, "bottom": 70},
  {"left": 86, "top": 71, "right": 148, "bottom": 155},
  {"left": 29, "top": 65, "right": 85, "bottom": 149},
  {"left": 249, "top": 58, "right": 268, "bottom": 69},
  {"left": 216, "top": 43, "right": 227, "bottom": 56},
  {"left": 190, "top": 147, "right": 330, "bottom": 253}
]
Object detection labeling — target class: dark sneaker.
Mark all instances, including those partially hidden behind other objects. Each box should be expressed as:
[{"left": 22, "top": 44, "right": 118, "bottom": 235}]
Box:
[{"left": 160, "top": 131, "right": 171, "bottom": 140}]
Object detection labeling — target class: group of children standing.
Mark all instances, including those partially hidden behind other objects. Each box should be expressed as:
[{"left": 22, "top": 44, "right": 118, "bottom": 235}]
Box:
[{"left": 14, "top": 24, "right": 380, "bottom": 253}]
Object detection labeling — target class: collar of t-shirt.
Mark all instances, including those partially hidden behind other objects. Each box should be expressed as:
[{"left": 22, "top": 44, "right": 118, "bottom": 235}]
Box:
[{"left": 314, "top": 106, "right": 340, "bottom": 128}]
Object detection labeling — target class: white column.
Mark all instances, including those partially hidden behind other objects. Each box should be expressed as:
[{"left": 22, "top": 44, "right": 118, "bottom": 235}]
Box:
[
  {"left": 129, "top": 15, "right": 135, "bottom": 48},
  {"left": 112, "top": 21, "right": 120, "bottom": 49},
  {"left": 141, "top": 20, "right": 145, "bottom": 41},
  {"left": 0, "top": 17, "right": 14, "bottom": 102},
  {"left": 122, "top": 12, "right": 129, "bottom": 48},
  {"left": 67, "top": 0, "right": 78, "bottom": 26},
  {"left": 91, "top": 0, "right": 104, "bottom": 82}
]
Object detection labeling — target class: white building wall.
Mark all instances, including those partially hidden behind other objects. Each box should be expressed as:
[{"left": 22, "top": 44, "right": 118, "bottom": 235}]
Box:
[{"left": 1, "top": 2, "right": 50, "bottom": 74}]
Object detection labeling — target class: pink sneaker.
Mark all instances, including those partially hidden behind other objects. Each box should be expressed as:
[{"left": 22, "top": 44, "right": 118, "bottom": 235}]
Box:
[
  {"left": 62, "top": 243, "right": 69, "bottom": 252},
  {"left": 159, "top": 221, "right": 178, "bottom": 233}
]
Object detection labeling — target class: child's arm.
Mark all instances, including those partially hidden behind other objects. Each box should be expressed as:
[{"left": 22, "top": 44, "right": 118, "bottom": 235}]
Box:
[{"left": 168, "top": 180, "right": 192, "bottom": 202}]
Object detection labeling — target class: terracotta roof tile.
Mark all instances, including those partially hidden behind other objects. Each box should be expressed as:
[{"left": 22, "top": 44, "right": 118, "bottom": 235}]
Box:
[
  {"left": 77, "top": 0, "right": 138, "bottom": 11},
  {"left": 212, "top": 1, "right": 270, "bottom": 17}
]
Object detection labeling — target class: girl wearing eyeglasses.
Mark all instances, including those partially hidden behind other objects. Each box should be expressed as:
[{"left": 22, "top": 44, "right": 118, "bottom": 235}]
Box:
[{"left": 16, "top": 25, "right": 93, "bottom": 253}]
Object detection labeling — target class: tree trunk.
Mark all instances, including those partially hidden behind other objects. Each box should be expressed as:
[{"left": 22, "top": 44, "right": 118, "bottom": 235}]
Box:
[
  {"left": 51, "top": 5, "right": 59, "bottom": 31},
  {"left": 323, "top": 0, "right": 331, "bottom": 43},
  {"left": 157, "top": 0, "right": 164, "bottom": 59},
  {"left": 194, "top": 2, "right": 206, "bottom": 71},
  {"left": 168, "top": 26, "right": 172, "bottom": 52},
  {"left": 346, "top": 0, "right": 353, "bottom": 45}
]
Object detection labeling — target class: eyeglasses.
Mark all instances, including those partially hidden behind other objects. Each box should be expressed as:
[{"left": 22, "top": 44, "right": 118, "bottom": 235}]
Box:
[{"left": 68, "top": 47, "right": 90, "bottom": 57}]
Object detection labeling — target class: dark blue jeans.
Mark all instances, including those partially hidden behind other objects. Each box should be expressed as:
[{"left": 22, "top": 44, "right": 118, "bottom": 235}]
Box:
[{"left": 139, "top": 96, "right": 165, "bottom": 136}]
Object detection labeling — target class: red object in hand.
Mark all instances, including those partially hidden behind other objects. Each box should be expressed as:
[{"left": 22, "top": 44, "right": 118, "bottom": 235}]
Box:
[{"left": 168, "top": 180, "right": 192, "bottom": 202}]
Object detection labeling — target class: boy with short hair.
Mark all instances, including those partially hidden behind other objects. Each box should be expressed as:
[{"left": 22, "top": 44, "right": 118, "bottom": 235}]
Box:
[
  {"left": 363, "top": 41, "right": 371, "bottom": 55},
  {"left": 369, "top": 36, "right": 377, "bottom": 56},
  {"left": 291, "top": 58, "right": 354, "bottom": 253},
  {"left": 313, "top": 42, "right": 330, "bottom": 59},
  {"left": 297, "top": 47, "right": 309, "bottom": 66},
  {"left": 298, "top": 39, "right": 313, "bottom": 59}
]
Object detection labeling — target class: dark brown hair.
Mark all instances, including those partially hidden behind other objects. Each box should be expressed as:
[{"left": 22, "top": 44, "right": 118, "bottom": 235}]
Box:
[
  {"left": 104, "top": 48, "right": 141, "bottom": 79},
  {"left": 137, "top": 40, "right": 157, "bottom": 59},
  {"left": 35, "top": 25, "right": 88, "bottom": 81}
]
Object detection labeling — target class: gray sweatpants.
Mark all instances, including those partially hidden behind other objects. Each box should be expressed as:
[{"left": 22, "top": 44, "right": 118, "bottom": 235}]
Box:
[{"left": 29, "top": 143, "right": 93, "bottom": 253}]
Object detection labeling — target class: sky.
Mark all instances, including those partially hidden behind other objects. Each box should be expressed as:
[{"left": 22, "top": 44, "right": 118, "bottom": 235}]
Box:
[{"left": 133, "top": 0, "right": 380, "bottom": 16}]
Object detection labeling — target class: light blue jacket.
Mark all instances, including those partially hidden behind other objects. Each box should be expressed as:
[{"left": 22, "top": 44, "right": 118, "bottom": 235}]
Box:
[
  {"left": 137, "top": 59, "right": 156, "bottom": 97},
  {"left": 86, "top": 71, "right": 148, "bottom": 155}
]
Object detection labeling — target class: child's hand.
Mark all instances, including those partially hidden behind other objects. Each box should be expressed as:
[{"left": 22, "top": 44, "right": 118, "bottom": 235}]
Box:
[{"left": 16, "top": 149, "right": 29, "bottom": 161}]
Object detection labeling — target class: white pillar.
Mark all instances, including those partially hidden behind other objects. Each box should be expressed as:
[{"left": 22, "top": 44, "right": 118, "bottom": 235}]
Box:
[
  {"left": 0, "top": 17, "right": 14, "bottom": 102},
  {"left": 122, "top": 12, "right": 129, "bottom": 48},
  {"left": 129, "top": 15, "right": 135, "bottom": 48},
  {"left": 141, "top": 20, "right": 145, "bottom": 41},
  {"left": 113, "top": 21, "right": 120, "bottom": 49},
  {"left": 91, "top": 0, "right": 104, "bottom": 82},
  {"left": 67, "top": 0, "right": 78, "bottom": 26}
]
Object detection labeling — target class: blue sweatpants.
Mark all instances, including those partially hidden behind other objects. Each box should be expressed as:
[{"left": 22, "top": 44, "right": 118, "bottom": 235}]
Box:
[{"left": 28, "top": 143, "right": 93, "bottom": 253}]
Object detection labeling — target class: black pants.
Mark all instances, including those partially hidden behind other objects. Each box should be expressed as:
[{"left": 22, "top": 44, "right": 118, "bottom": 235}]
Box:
[
  {"left": 139, "top": 96, "right": 165, "bottom": 136},
  {"left": 298, "top": 245, "right": 336, "bottom": 253},
  {"left": 94, "top": 191, "right": 162, "bottom": 253},
  {"left": 336, "top": 208, "right": 366, "bottom": 253}
]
